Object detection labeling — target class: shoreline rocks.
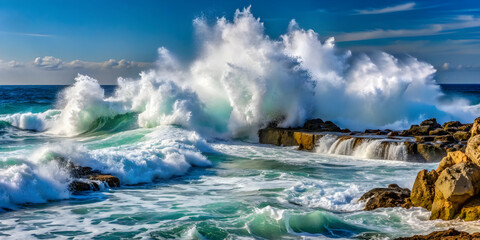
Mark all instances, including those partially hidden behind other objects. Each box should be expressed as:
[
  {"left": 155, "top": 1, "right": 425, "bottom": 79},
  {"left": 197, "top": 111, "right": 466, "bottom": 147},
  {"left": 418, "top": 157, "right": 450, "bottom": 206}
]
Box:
[
  {"left": 68, "top": 164, "right": 120, "bottom": 192},
  {"left": 395, "top": 228, "right": 480, "bottom": 240},
  {"left": 258, "top": 117, "right": 473, "bottom": 162}
]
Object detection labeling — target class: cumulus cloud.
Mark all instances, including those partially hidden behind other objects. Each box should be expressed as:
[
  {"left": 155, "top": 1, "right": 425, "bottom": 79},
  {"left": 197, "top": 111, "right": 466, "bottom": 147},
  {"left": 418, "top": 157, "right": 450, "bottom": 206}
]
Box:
[
  {"left": 0, "top": 59, "right": 23, "bottom": 69},
  {"left": 33, "top": 56, "right": 63, "bottom": 70},
  {"left": 356, "top": 2, "right": 416, "bottom": 15}
]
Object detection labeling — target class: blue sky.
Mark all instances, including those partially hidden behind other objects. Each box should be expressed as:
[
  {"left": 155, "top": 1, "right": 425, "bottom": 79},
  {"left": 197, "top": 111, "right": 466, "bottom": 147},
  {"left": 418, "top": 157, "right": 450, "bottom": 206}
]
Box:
[{"left": 0, "top": 0, "right": 479, "bottom": 84}]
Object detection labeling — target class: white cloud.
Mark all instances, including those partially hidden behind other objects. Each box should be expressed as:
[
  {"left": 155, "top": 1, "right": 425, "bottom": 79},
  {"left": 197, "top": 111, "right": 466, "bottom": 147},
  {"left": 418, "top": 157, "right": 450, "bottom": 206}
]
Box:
[
  {"left": 356, "top": 2, "right": 416, "bottom": 15},
  {"left": 33, "top": 56, "right": 63, "bottom": 70},
  {"left": 336, "top": 15, "right": 480, "bottom": 41},
  {"left": 0, "top": 56, "right": 153, "bottom": 84},
  {"left": 0, "top": 31, "right": 53, "bottom": 38}
]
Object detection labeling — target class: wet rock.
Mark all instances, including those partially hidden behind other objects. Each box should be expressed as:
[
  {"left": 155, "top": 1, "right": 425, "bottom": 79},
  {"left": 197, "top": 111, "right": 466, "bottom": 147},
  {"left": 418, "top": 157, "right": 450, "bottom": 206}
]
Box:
[
  {"left": 458, "top": 196, "right": 480, "bottom": 221},
  {"left": 410, "top": 169, "right": 438, "bottom": 210},
  {"left": 454, "top": 131, "right": 470, "bottom": 142},
  {"left": 430, "top": 162, "right": 480, "bottom": 220},
  {"left": 340, "top": 128, "right": 351, "bottom": 133},
  {"left": 429, "top": 128, "right": 448, "bottom": 136},
  {"left": 443, "top": 121, "right": 462, "bottom": 129},
  {"left": 437, "top": 151, "right": 470, "bottom": 174},
  {"left": 303, "top": 119, "right": 340, "bottom": 132},
  {"left": 359, "top": 184, "right": 412, "bottom": 210},
  {"left": 69, "top": 181, "right": 100, "bottom": 192},
  {"left": 421, "top": 118, "right": 441, "bottom": 129},
  {"left": 466, "top": 135, "right": 480, "bottom": 165},
  {"left": 414, "top": 136, "right": 434, "bottom": 143},
  {"left": 471, "top": 117, "right": 480, "bottom": 137},
  {"left": 258, "top": 128, "right": 297, "bottom": 146},
  {"left": 403, "top": 125, "right": 431, "bottom": 136},
  {"left": 395, "top": 228, "right": 480, "bottom": 240},
  {"left": 293, "top": 132, "right": 316, "bottom": 150},
  {"left": 89, "top": 174, "right": 120, "bottom": 187},
  {"left": 387, "top": 131, "right": 399, "bottom": 137},
  {"left": 434, "top": 135, "right": 455, "bottom": 144},
  {"left": 459, "top": 123, "right": 473, "bottom": 132},
  {"left": 417, "top": 143, "right": 446, "bottom": 162}
]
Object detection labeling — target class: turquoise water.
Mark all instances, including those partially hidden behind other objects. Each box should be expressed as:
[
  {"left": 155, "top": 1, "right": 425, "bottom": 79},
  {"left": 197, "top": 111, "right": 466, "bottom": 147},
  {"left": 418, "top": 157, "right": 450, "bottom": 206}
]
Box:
[{"left": 0, "top": 85, "right": 480, "bottom": 239}]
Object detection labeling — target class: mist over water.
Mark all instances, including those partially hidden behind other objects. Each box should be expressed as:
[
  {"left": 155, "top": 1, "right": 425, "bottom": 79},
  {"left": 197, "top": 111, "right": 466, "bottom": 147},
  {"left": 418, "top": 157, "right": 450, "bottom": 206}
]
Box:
[{"left": 1, "top": 7, "right": 480, "bottom": 239}]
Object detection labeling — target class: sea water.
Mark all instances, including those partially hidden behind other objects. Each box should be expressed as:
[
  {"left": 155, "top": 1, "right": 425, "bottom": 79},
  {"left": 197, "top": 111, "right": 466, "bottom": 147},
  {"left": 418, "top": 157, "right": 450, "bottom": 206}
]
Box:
[{"left": 0, "top": 85, "right": 480, "bottom": 239}]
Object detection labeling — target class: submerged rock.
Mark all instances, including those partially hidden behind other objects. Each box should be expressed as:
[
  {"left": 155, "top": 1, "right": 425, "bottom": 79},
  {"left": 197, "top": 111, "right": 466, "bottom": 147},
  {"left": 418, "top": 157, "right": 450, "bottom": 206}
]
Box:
[
  {"left": 68, "top": 164, "right": 120, "bottom": 192},
  {"left": 395, "top": 228, "right": 480, "bottom": 240},
  {"left": 359, "top": 184, "right": 412, "bottom": 210},
  {"left": 410, "top": 169, "right": 438, "bottom": 211}
]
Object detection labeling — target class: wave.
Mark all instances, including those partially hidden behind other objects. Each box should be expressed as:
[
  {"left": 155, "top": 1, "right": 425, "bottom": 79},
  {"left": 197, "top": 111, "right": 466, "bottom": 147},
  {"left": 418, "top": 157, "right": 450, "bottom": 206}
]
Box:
[
  {"left": 0, "top": 126, "right": 213, "bottom": 210},
  {"left": 2, "top": 7, "right": 480, "bottom": 139}
]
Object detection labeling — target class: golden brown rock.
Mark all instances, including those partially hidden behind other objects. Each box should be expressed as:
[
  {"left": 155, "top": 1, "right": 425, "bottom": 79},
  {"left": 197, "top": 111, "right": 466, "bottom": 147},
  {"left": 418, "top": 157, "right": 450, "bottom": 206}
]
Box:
[
  {"left": 410, "top": 169, "right": 438, "bottom": 210},
  {"left": 471, "top": 117, "right": 480, "bottom": 138},
  {"left": 454, "top": 131, "right": 470, "bottom": 142},
  {"left": 89, "top": 174, "right": 120, "bottom": 187},
  {"left": 294, "top": 132, "right": 316, "bottom": 150},
  {"left": 466, "top": 135, "right": 480, "bottom": 165},
  {"left": 436, "top": 151, "right": 470, "bottom": 174},
  {"left": 430, "top": 162, "right": 480, "bottom": 220},
  {"left": 458, "top": 196, "right": 480, "bottom": 221}
]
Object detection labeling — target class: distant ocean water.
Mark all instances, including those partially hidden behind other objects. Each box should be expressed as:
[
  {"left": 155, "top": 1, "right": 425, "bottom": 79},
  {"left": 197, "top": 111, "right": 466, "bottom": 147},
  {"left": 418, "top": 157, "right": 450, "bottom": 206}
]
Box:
[{"left": 0, "top": 83, "right": 478, "bottom": 239}]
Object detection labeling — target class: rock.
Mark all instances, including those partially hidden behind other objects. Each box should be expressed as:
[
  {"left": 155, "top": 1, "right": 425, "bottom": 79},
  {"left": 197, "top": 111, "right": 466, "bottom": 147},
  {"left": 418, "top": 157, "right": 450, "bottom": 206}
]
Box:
[
  {"left": 365, "top": 129, "right": 381, "bottom": 134},
  {"left": 410, "top": 169, "right": 438, "bottom": 210},
  {"left": 459, "top": 123, "right": 473, "bottom": 132},
  {"left": 445, "top": 127, "right": 459, "bottom": 133},
  {"left": 434, "top": 135, "right": 455, "bottom": 144},
  {"left": 471, "top": 117, "right": 480, "bottom": 137},
  {"left": 340, "top": 128, "right": 351, "bottom": 133},
  {"left": 437, "top": 151, "right": 470, "bottom": 174},
  {"left": 430, "top": 162, "right": 480, "bottom": 220},
  {"left": 466, "top": 135, "right": 480, "bottom": 165},
  {"left": 303, "top": 119, "right": 341, "bottom": 132},
  {"left": 417, "top": 143, "right": 446, "bottom": 162},
  {"left": 359, "top": 184, "right": 412, "bottom": 210},
  {"left": 405, "top": 125, "right": 431, "bottom": 136},
  {"left": 387, "top": 131, "right": 399, "bottom": 137},
  {"left": 395, "top": 228, "right": 480, "bottom": 240},
  {"left": 458, "top": 196, "right": 480, "bottom": 221},
  {"left": 443, "top": 121, "right": 462, "bottom": 129},
  {"left": 415, "top": 136, "right": 434, "bottom": 143},
  {"left": 89, "top": 174, "right": 120, "bottom": 187},
  {"left": 454, "top": 131, "right": 470, "bottom": 142},
  {"left": 69, "top": 181, "right": 100, "bottom": 192},
  {"left": 294, "top": 132, "right": 317, "bottom": 150},
  {"left": 258, "top": 128, "right": 297, "bottom": 146},
  {"left": 421, "top": 118, "right": 442, "bottom": 129},
  {"left": 429, "top": 128, "right": 448, "bottom": 136}
]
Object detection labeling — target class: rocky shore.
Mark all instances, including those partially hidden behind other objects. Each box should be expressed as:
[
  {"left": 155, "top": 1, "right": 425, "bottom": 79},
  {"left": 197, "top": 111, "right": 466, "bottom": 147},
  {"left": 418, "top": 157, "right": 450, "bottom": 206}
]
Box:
[{"left": 259, "top": 118, "right": 472, "bottom": 162}]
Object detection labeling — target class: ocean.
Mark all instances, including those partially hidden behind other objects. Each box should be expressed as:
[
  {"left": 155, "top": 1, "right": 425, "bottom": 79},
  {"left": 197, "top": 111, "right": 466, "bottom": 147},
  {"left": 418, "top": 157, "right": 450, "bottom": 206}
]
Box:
[{"left": 0, "top": 84, "right": 479, "bottom": 239}]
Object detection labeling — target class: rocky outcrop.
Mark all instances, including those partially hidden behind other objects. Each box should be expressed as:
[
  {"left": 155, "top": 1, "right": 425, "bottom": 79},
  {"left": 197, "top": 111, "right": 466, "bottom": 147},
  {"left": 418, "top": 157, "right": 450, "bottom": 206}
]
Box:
[
  {"left": 458, "top": 196, "right": 480, "bottom": 221},
  {"left": 430, "top": 162, "right": 480, "bottom": 220},
  {"left": 303, "top": 119, "right": 341, "bottom": 132},
  {"left": 416, "top": 143, "right": 445, "bottom": 162},
  {"left": 395, "top": 228, "right": 480, "bottom": 240},
  {"left": 466, "top": 135, "right": 480, "bottom": 165},
  {"left": 68, "top": 165, "right": 120, "bottom": 192},
  {"left": 410, "top": 169, "right": 438, "bottom": 210},
  {"left": 359, "top": 184, "right": 412, "bottom": 210},
  {"left": 471, "top": 117, "right": 480, "bottom": 138},
  {"left": 437, "top": 151, "right": 470, "bottom": 173},
  {"left": 294, "top": 132, "right": 317, "bottom": 150}
]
